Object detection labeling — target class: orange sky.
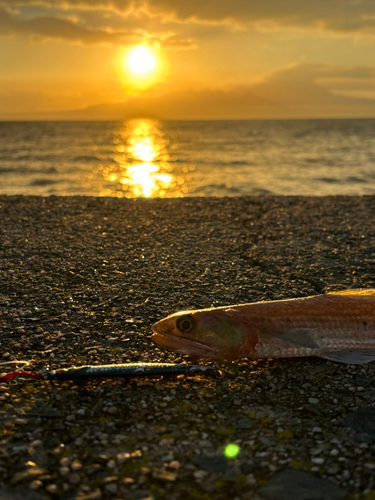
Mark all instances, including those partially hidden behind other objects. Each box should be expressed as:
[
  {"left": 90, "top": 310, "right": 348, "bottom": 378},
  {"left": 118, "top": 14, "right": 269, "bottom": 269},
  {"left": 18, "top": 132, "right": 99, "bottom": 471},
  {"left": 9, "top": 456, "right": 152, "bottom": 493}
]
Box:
[{"left": 1, "top": 1, "right": 375, "bottom": 119}]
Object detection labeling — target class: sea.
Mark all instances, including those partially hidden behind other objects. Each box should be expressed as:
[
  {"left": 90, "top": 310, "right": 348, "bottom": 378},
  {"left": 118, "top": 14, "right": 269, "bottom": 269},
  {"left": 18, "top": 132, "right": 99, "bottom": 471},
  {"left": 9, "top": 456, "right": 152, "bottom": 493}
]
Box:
[{"left": 1, "top": 119, "right": 375, "bottom": 198}]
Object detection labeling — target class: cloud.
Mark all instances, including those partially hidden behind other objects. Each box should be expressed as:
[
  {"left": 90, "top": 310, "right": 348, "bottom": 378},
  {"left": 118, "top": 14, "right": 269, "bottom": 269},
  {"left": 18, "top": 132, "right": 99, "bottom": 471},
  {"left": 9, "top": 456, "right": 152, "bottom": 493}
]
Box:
[
  {"left": 5, "top": 0, "right": 375, "bottom": 35},
  {"left": 0, "top": 7, "right": 196, "bottom": 48}
]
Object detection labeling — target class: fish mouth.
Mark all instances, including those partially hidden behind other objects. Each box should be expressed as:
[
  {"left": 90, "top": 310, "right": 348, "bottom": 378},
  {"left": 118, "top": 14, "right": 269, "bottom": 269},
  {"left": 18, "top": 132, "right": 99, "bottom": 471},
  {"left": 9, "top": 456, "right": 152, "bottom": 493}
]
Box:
[{"left": 151, "top": 331, "right": 217, "bottom": 358}]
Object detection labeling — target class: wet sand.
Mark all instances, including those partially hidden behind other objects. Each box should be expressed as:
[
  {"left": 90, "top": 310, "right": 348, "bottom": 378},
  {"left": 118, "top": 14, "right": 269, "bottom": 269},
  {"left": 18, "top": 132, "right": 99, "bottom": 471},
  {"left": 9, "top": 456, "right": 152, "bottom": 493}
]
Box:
[{"left": 1, "top": 195, "right": 375, "bottom": 500}]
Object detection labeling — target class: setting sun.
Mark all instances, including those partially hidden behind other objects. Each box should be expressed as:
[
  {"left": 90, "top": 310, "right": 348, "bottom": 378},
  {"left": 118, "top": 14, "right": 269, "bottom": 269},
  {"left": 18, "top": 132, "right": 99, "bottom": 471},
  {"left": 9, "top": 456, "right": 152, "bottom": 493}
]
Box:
[
  {"left": 126, "top": 46, "right": 156, "bottom": 75},
  {"left": 118, "top": 45, "right": 168, "bottom": 92}
]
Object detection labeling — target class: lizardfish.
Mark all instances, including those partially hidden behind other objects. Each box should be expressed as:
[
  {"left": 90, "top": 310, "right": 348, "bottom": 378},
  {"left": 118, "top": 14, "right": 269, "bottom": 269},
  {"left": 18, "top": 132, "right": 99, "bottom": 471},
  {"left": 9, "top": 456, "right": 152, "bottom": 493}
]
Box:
[{"left": 151, "top": 289, "right": 375, "bottom": 364}]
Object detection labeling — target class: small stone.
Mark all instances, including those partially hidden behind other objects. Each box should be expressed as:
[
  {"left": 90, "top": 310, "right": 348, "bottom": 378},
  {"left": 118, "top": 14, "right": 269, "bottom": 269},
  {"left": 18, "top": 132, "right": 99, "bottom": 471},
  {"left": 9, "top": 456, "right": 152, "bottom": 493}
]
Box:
[
  {"left": 59, "top": 466, "right": 70, "bottom": 477},
  {"left": 105, "top": 482, "right": 118, "bottom": 494},
  {"left": 234, "top": 417, "right": 252, "bottom": 430},
  {"left": 159, "top": 438, "right": 174, "bottom": 446},
  {"left": 30, "top": 439, "right": 43, "bottom": 448},
  {"left": 53, "top": 444, "right": 64, "bottom": 455},
  {"left": 116, "top": 452, "right": 130, "bottom": 463},
  {"left": 327, "top": 466, "right": 339, "bottom": 475},
  {"left": 68, "top": 472, "right": 81, "bottom": 484},
  {"left": 311, "top": 457, "right": 325, "bottom": 465},
  {"left": 152, "top": 469, "right": 177, "bottom": 481},
  {"left": 46, "top": 484, "right": 58, "bottom": 494},
  {"left": 246, "top": 473, "right": 257, "bottom": 486},
  {"left": 15, "top": 418, "right": 28, "bottom": 425},
  {"left": 310, "top": 448, "right": 323, "bottom": 456},
  {"left": 342, "top": 470, "right": 350, "bottom": 480},
  {"left": 308, "top": 398, "right": 319, "bottom": 404},
  {"left": 168, "top": 460, "right": 181, "bottom": 470},
  {"left": 104, "top": 476, "right": 118, "bottom": 483},
  {"left": 75, "top": 487, "right": 102, "bottom": 500},
  {"left": 193, "top": 470, "right": 208, "bottom": 480},
  {"left": 71, "top": 460, "right": 83, "bottom": 471},
  {"left": 29, "top": 480, "right": 42, "bottom": 490}
]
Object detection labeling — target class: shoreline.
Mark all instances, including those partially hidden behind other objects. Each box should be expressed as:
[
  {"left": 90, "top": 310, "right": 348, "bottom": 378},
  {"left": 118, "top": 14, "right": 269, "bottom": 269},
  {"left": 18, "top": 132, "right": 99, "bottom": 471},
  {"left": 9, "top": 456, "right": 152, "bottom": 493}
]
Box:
[{"left": 1, "top": 195, "right": 375, "bottom": 500}]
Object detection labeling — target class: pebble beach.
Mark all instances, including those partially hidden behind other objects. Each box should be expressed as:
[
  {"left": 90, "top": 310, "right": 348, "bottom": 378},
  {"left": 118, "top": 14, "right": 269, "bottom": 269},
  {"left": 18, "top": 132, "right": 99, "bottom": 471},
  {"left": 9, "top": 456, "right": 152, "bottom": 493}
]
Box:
[{"left": 1, "top": 194, "right": 375, "bottom": 500}]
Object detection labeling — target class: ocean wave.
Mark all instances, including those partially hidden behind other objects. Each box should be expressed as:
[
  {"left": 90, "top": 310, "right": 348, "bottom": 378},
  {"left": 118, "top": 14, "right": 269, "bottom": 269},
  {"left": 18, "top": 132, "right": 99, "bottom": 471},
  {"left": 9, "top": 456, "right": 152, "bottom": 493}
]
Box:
[
  {"left": 29, "top": 179, "right": 60, "bottom": 187},
  {"left": 169, "top": 159, "right": 254, "bottom": 167},
  {"left": 1, "top": 119, "right": 375, "bottom": 197},
  {"left": 346, "top": 176, "right": 367, "bottom": 183},
  {"left": 190, "top": 183, "right": 272, "bottom": 196},
  {"left": 0, "top": 165, "right": 58, "bottom": 175},
  {"left": 315, "top": 177, "right": 341, "bottom": 184},
  {"left": 71, "top": 155, "right": 102, "bottom": 163}
]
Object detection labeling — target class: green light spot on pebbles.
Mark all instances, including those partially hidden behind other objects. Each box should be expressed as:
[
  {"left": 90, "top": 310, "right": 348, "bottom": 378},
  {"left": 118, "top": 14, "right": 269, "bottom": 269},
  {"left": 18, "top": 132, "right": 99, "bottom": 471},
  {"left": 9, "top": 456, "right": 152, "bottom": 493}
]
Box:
[{"left": 224, "top": 443, "right": 240, "bottom": 459}]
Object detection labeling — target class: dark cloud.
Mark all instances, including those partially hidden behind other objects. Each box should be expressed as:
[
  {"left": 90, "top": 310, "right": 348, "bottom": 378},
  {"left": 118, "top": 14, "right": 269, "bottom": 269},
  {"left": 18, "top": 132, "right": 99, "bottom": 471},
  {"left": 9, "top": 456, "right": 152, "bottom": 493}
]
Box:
[
  {"left": 5, "top": 0, "right": 375, "bottom": 34},
  {"left": 0, "top": 7, "right": 195, "bottom": 48}
]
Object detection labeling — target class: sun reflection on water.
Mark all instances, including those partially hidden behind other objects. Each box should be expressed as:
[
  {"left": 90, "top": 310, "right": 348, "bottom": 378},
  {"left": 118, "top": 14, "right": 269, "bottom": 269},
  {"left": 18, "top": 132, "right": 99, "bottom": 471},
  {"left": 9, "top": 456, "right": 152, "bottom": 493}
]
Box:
[{"left": 99, "top": 119, "right": 186, "bottom": 198}]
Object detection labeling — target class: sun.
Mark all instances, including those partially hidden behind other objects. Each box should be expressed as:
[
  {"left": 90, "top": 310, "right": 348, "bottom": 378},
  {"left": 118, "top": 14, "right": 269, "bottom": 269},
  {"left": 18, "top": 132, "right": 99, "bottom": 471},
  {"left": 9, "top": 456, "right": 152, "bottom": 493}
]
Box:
[
  {"left": 126, "top": 46, "right": 156, "bottom": 75},
  {"left": 117, "top": 45, "right": 169, "bottom": 92}
]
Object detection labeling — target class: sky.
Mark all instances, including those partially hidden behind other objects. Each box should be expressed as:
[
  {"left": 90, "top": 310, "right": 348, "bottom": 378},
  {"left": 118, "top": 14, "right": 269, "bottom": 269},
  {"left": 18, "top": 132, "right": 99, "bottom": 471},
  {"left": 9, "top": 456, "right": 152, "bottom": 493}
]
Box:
[{"left": 1, "top": 0, "right": 375, "bottom": 119}]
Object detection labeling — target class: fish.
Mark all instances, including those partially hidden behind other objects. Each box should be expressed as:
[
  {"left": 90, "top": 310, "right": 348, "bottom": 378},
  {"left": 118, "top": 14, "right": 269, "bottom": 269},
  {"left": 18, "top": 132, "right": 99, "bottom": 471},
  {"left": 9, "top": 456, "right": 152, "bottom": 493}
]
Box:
[{"left": 151, "top": 289, "right": 375, "bottom": 364}]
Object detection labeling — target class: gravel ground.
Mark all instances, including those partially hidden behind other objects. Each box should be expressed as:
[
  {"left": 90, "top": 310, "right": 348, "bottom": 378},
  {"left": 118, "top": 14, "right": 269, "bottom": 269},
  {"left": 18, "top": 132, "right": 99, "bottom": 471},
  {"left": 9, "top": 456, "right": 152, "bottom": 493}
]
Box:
[{"left": 1, "top": 195, "right": 375, "bottom": 500}]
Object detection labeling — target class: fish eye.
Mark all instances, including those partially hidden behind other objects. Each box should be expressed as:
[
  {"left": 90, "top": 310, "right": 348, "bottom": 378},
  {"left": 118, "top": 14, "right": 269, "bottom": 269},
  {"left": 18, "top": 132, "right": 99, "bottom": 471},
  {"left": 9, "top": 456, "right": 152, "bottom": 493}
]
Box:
[{"left": 176, "top": 315, "right": 196, "bottom": 333}]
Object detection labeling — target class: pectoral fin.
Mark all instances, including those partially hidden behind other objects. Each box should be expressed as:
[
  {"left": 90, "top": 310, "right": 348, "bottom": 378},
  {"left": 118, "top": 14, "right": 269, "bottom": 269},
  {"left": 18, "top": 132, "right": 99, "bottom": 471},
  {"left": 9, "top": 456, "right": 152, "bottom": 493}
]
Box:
[
  {"left": 273, "top": 328, "right": 319, "bottom": 349},
  {"left": 319, "top": 350, "right": 375, "bottom": 364}
]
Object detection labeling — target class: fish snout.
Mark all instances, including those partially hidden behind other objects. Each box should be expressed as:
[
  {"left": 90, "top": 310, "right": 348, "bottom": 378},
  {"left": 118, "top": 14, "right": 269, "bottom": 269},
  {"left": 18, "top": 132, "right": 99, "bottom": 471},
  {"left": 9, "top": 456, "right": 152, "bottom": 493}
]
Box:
[
  {"left": 151, "top": 317, "right": 175, "bottom": 336},
  {"left": 151, "top": 320, "right": 163, "bottom": 337}
]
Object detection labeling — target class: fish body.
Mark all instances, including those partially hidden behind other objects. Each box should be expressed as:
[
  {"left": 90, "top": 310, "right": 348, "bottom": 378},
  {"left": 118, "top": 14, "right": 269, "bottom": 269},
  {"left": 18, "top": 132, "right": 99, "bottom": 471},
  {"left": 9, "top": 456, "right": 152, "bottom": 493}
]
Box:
[{"left": 151, "top": 289, "right": 375, "bottom": 364}]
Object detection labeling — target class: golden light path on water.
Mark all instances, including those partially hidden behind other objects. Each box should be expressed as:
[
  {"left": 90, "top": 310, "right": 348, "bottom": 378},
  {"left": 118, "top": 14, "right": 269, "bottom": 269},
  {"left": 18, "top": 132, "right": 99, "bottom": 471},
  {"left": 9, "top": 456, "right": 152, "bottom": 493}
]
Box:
[{"left": 99, "top": 119, "right": 189, "bottom": 198}]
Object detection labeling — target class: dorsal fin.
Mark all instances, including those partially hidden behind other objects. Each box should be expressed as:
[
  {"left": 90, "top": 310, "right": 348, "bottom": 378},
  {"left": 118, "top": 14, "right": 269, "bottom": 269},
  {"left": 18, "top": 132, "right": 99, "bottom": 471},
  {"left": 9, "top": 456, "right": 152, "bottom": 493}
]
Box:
[{"left": 327, "top": 289, "right": 375, "bottom": 297}]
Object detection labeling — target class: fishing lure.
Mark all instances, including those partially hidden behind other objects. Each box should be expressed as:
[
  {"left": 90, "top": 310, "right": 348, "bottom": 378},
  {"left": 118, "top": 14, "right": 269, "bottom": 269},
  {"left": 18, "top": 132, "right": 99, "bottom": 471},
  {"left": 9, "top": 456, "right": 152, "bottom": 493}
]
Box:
[{"left": 0, "top": 362, "right": 223, "bottom": 383}]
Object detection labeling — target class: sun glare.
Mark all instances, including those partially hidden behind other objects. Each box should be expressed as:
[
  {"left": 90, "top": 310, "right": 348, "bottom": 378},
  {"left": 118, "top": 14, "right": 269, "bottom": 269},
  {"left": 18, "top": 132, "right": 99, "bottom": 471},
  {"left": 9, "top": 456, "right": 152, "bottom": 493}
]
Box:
[
  {"left": 117, "top": 44, "right": 169, "bottom": 92},
  {"left": 127, "top": 46, "right": 156, "bottom": 75},
  {"left": 99, "top": 120, "right": 189, "bottom": 198}
]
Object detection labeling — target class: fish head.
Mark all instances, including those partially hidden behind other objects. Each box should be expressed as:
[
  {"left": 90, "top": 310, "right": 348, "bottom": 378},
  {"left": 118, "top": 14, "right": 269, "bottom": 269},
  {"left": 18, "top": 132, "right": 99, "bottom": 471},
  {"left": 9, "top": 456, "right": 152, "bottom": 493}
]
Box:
[{"left": 151, "top": 307, "right": 257, "bottom": 359}]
